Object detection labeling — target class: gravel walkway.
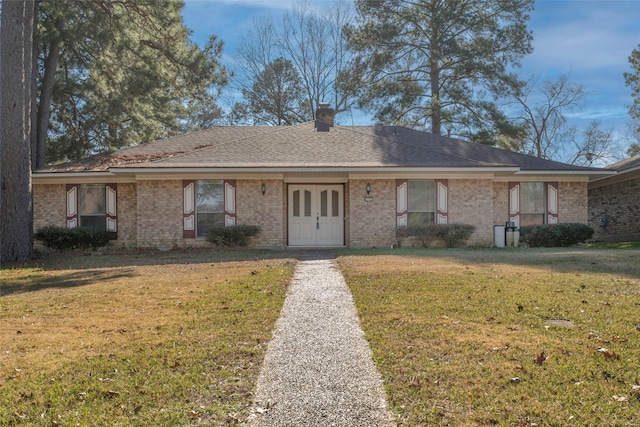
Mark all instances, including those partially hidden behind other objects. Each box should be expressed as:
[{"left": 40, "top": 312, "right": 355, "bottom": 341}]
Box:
[{"left": 247, "top": 256, "right": 396, "bottom": 427}]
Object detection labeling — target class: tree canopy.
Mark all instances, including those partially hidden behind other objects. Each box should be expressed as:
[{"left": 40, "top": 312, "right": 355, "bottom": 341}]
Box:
[
  {"left": 624, "top": 45, "right": 640, "bottom": 129},
  {"left": 243, "top": 58, "right": 310, "bottom": 126},
  {"left": 35, "top": 0, "right": 227, "bottom": 166},
  {"left": 230, "top": 1, "right": 357, "bottom": 125},
  {"left": 344, "top": 0, "right": 534, "bottom": 142}
]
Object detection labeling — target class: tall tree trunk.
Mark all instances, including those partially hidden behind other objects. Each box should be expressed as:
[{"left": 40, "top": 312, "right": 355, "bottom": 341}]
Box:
[
  {"left": 33, "top": 17, "right": 63, "bottom": 170},
  {"left": 1, "top": 0, "right": 36, "bottom": 262},
  {"left": 30, "top": 0, "right": 40, "bottom": 171},
  {"left": 430, "top": 60, "right": 441, "bottom": 135}
]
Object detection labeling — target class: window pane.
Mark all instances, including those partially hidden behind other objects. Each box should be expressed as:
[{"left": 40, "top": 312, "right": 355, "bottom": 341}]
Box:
[
  {"left": 293, "top": 190, "right": 300, "bottom": 217},
  {"left": 520, "top": 213, "right": 545, "bottom": 227},
  {"left": 408, "top": 180, "right": 435, "bottom": 212},
  {"left": 79, "top": 184, "right": 105, "bottom": 215},
  {"left": 197, "top": 180, "right": 224, "bottom": 213},
  {"left": 332, "top": 191, "right": 339, "bottom": 217},
  {"left": 320, "top": 190, "right": 328, "bottom": 217},
  {"left": 197, "top": 213, "right": 225, "bottom": 237},
  {"left": 80, "top": 215, "right": 106, "bottom": 229},
  {"left": 408, "top": 212, "right": 434, "bottom": 227},
  {"left": 304, "top": 190, "right": 311, "bottom": 217},
  {"left": 520, "top": 182, "right": 544, "bottom": 214}
]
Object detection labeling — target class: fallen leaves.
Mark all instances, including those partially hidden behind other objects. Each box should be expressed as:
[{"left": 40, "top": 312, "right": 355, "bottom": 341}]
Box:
[{"left": 596, "top": 347, "right": 621, "bottom": 361}]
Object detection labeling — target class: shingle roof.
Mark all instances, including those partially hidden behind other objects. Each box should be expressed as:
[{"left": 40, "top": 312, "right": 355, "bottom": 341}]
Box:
[
  {"left": 605, "top": 155, "right": 640, "bottom": 173},
  {"left": 36, "top": 122, "right": 604, "bottom": 173}
]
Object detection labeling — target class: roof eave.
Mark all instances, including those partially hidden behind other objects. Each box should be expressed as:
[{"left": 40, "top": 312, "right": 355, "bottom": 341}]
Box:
[
  {"left": 108, "top": 166, "right": 522, "bottom": 174},
  {"left": 515, "top": 169, "right": 616, "bottom": 181},
  {"left": 32, "top": 171, "right": 120, "bottom": 184}
]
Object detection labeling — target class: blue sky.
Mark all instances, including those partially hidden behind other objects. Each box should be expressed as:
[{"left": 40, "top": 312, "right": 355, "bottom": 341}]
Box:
[{"left": 182, "top": 0, "right": 640, "bottom": 145}]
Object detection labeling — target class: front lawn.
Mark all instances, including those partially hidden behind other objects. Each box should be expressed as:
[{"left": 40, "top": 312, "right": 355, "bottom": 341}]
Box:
[
  {"left": 0, "top": 250, "right": 295, "bottom": 426},
  {"left": 339, "top": 248, "right": 640, "bottom": 426}
]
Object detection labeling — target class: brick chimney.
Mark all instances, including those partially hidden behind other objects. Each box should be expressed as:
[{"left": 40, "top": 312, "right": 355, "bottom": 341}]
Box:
[{"left": 315, "top": 102, "right": 334, "bottom": 131}]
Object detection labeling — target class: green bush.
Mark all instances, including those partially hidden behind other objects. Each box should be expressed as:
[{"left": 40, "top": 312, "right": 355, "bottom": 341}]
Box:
[
  {"left": 401, "top": 223, "right": 476, "bottom": 248},
  {"left": 520, "top": 223, "right": 594, "bottom": 247},
  {"left": 440, "top": 223, "right": 476, "bottom": 248},
  {"left": 35, "top": 225, "right": 114, "bottom": 251},
  {"left": 205, "top": 225, "right": 261, "bottom": 247}
]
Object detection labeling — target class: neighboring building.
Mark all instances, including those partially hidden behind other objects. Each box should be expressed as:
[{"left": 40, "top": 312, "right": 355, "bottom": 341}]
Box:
[
  {"left": 33, "top": 108, "right": 611, "bottom": 249},
  {"left": 588, "top": 155, "right": 640, "bottom": 242}
]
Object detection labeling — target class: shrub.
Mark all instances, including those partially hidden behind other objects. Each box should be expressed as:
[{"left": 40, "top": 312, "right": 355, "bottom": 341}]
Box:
[
  {"left": 205, "top": 225, "right": 261, "bottom": 247},
  {"left": 440, "top": 224, "right": 476, "bottom": 248},
  {"left": 35, "top": 225, "right": 114, "bottom": 251},
  {"left": 401, "top": 223, "right": 476, "bottom": 248},
  {"left": 520, "top": 223, "right": 594, "bottom": 247}
]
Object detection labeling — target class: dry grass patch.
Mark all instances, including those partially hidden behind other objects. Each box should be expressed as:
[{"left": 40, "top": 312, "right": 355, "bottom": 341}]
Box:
[
  {"left": 339, "top": 249, "right": 640, "bottom": 426},
  {"left": 0, "top": 251, "right": 295, "bottom": 426}
]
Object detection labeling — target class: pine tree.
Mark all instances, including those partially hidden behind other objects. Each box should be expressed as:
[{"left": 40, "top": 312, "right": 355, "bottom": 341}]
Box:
[
  {"left": 34, "top": 0, "right": 227, "bottom": 166},
  {"left": 345, "top": 0, "right": 533, "bottom": 141},
  {"left": 624, "top": 46, "right": 640, "bottom": 132}
]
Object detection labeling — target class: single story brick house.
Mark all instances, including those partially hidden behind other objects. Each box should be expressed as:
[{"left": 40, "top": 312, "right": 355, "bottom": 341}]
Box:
[
  {"left": 588, "top": 155, "right": 640, "bottom": 242},
  {"left": 33, "top": 109, "right": 611, "bottom": 249}
]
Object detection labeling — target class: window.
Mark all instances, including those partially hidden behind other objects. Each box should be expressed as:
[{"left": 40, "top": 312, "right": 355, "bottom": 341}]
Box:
[
  {"left": 196, "top": 180, "right": 225, "bottom": 237},
  {"left": 66, "top": 184, "right": 116, "bottom": 233},
  {"left": 79, "top": 184, "right": 106, "bottom": 229},
  {"left": 407, "top": 180, "right": 436, "bottom": 226},
  {"left": 519, "top": 182, "right": 545, "bottom": 226}
]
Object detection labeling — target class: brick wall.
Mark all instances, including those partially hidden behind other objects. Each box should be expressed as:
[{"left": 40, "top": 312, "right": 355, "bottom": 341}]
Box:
[
  {"left": 136, "top": 180, "right": 183, "bottom": 247},
  {"left": 449, "top": 179, "right": 494, "bottom": 245},
  {"left": 349, "top": 179, "right": 498, "bottom": 248},
  {"left": 33, "top": 184, "right": 66, "bottom": 231},
  {"left": 559, "top": 182, "right": 588, "bottom": 224},
  {"left": 348, "top": 179, "right": 397, "bottom": 248},
  {"left": 116, "top": 183, "right": 137, "bottom": 246},
  {"left": 494, "top": 181, "right": 588, "bottom": 225},
  {"left": 34, "top": 177, "right": 594, "bottom": 249},
  {"left": 589, "top": 177, "right": 640, "bottom": 242},
  {"left": 236, "top": 179, "right": 285, "bottom": 248},
  {"left": 493, "top": 182, "right": 509, "bottom": 226}
]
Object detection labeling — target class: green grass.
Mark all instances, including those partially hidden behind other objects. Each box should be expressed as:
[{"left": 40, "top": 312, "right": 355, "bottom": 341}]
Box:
[
  {"left": 1, "top": 250, "right": 296, "bottom": 426},
  {"left": 339, "top": 248, "right": 640, "bottom": 426},
  {"left": 586, "top": 241, "right": 640, "bottom": 250}
]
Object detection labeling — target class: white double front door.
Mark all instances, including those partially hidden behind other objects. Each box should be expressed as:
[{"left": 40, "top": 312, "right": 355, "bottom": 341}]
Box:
[{"left": 288, "top": 185, "right": 344, "bottom": 246}]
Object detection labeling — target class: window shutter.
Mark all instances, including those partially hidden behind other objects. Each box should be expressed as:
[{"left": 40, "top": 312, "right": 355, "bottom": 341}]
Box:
[
  {"left": 105, "top": 183, "right": 117, "bottom": 236},
  {"left": 183, "top": 180, "right": 196, "bottom": 238},
  {"left": 66, "top": 184, "right": 79, "bottom": 228},
  {"left": 436, "top": 179, "right": 448, "bottom": 224},
  {"left": 508, "top": 182, "right": 520, "bottom": 228},
  {"left": 547, "top": 182, "right": 559, "bottom": 224},
  {"left": 396, "top": 179, "right": 408, "bottom": 227},
  {"left": 224, "top": 180, "right": 236, "bottom": 226}
]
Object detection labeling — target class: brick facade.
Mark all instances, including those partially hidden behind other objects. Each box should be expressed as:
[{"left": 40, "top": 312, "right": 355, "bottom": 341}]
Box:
[
  {"left": 447, "top": 179, "right": 493, "bottom": 245},
  {"left": 33, "top": 184, "right": 66, "bottom": 231},
  {"left": 32, "top": 176, "right": 593, "bottom": 249},
  {"left": 136, "top": 180, "right": 183, "bottom": 248},
  {"left": 236, "top": 179, "right": 286, "bottom": 248},
  {"left": 116, "top": 183, "right": 137, "bottom": 246},
  {"left": 348, "top": 179, "right": 397, "bottom": 248},
  {"left": 559, "top": 182, "right": 588, "bottom": 224},
  {"left": 492, "top": 182, "right": 509, "bottom": 226},
  {"left": 589, "top": 175, "right": 640, "bottom": 242}
]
